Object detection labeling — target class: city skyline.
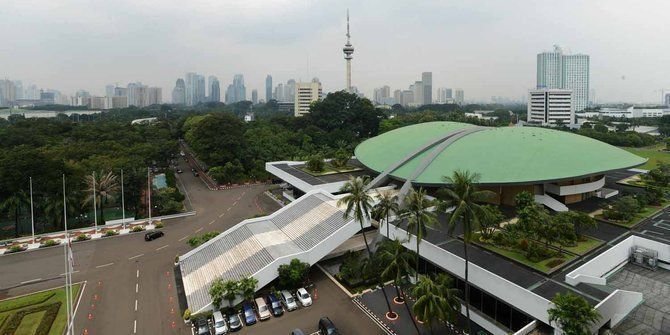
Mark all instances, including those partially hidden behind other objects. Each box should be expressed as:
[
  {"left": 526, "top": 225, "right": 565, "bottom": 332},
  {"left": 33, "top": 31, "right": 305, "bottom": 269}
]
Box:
[{"left": 1, "top": 1, "right": 668, "bottom": 103}]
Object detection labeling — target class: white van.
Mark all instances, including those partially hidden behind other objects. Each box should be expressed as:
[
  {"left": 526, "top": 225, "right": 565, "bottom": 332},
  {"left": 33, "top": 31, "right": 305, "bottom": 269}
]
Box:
[
  {"left": 255, "top": 297, "right": 271, "bottom": 320},
  {"left": 212, "top": 311, "right": 228, "bottom": 334}
]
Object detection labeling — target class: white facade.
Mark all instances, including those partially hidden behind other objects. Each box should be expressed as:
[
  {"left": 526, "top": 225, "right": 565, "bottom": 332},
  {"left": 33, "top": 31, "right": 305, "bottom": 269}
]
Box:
[
  {"left": 527, "top": 89, "right": 574, "bottom": 125},
  {"left": 536, "top": 46, "right": 589, "bottom": 112},
  {"left": 537, "top": 46, "right": 563, "bottom": 89},
  {"left": 454, "top": 88, "right": 464, "bottom": 104},
  {"left": 294, "top": 81, "right": 322, "bottom": 117},
  {"left": 577, "top": 107, "right": 670, "bottom": 119}
]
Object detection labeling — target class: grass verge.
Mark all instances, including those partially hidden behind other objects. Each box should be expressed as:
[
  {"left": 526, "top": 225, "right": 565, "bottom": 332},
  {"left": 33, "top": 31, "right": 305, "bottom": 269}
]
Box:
[{"left": 622, "top": 144, "right": 669, "bottom": 170}]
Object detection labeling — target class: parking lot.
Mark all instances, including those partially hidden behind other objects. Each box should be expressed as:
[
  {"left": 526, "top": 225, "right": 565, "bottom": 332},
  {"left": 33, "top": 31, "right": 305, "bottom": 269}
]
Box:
[
  {"left": 637, "top": 207, "right": 670, "bottom": 242},
  {"left": 193, "top": 268, "right": 384, "bottom": 335}
]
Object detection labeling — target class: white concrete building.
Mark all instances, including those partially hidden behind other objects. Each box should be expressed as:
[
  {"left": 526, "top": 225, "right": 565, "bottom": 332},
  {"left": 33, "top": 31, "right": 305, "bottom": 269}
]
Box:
[
  {"left": 527, "top": 89, "right": 574, "bottom": 125},
  {"left": 294, "top": 81, "right": 322, "bottom": 117},
  {"left": 536, "top": 45, "right": 590, "bottom": 112}
]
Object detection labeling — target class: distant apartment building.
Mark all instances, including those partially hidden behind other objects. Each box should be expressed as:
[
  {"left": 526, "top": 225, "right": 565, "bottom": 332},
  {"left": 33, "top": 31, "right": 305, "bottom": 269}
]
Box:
[
  {"left": 537, "top": 46, "right": 589, "bottom": 112},
  {"left": 422, "top": 72, "right": 432, "bottom": 104},
  {"left": 265, "top": 75, "right": 273, "bottom": 102},
  {"left": 436, "top": 87, "right": 455, "bottom": 104},
  {"left": 185, "top": 73, "right": 206, "bottom": 106},
  {"left": 527, "top": 89, "right": 573, "bottom": 125},
  {"left": 172, "top": 79, "right": 186, "bottom": 105},
  {"left": 294, "top": 80, "right": 322, "bottom": 117},
  {"left": 373, "top": 85, "right": 391, "bottom": 105},
  {"left": 665, "top": 93, "right": 670, "bottom": 107},
  {"left": 209, "top": 76, "right": 220, "bottom": 103},
  {"left": 251, "top": 89, "right": 258, "bottom": 104},
  {"left": 147, "top": 87, "right": 162, "bottom": 105},
  {"left": 454, "top": 89, "right": 464, "bottom": 104},
  {"left": 225, "top": 74, "right": 246, "bottom": 104}
]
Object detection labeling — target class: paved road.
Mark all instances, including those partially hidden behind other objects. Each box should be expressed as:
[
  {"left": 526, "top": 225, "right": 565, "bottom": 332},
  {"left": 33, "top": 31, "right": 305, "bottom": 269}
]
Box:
[{"left": 0, "top": 159, "right": 280, "bottom": 335}]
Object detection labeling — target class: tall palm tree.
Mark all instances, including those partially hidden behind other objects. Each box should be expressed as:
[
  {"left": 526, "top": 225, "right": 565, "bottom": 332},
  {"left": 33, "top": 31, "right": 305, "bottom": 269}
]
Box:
[
  {"left": 439, "top": 170, "right": 494, "bottom": 335},
  {"left": 378, "top": 238, "right": 420, "bottom": 334},
  {"left": 42, "top": 192, "right": 78, "bottom": 232},
  {"left": 338, "top": 177, "right": 396, "bottom": 322},
  {"left": 1, "top": 191, "right": 28, "bottom": 238},
  {"left": 412, "top": 274, "right": 443, "bottom": 334},
  {"left": 372, "top": 190, "right": 399, "bottom": 239},
  {"left": 83, "top": 171, "right": 119, "bottom": 225},
  {"left": 434, "top": 273, "right": 462, "bottom": 333},
  {"left": 403, "top": 188, "right": 437, "bottom": 282}
]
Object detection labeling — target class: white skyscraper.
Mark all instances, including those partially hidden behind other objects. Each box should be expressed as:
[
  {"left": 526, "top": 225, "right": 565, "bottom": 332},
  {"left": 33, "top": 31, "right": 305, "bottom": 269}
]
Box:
[
  {"left": 294, "top": 80, "right": 323, "bottom": 117},
  {"left": 536, "top": 46, "right": 589, "bottom": 112},
  {"left": 527, "top": 89, "right": 573, "bottom": 125},
  {"left": 454, "top": 89, "right": 464, "bottom": 104}
]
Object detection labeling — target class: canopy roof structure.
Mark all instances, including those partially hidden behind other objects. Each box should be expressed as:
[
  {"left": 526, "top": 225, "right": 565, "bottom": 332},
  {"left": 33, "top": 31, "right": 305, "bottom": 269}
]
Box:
[{"left": 354, "top": 122, "right": 647, "bottom": 185}]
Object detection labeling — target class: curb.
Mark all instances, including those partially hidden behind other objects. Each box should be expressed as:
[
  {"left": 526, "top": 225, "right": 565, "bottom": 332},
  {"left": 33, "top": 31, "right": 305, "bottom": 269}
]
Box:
[{"left": 352, "top": 297, "right": 396, "bottom": 335}]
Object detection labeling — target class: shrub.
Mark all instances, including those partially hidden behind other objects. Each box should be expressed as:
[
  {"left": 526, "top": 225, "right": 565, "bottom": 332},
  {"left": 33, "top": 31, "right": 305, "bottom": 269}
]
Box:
[
  {"left": 187, "top": 231, "right": 220, "bottom": 248},
  {"left": 132, "top": 226, "right": 145, "bottom": 232},
  {"left": 104, "top": 230, "right": 119, "bottom": 237},
  {"left": 155, "top": 222, "right": 164, "bottom": 229},
  {"left": 306, "top": 154, "right": 324, "bottom": 172},
  {"left": 183, "top": 308, "right": 191, "bottom": 321},
  {"left": 546, "top": 258, "right": 566, "bottom": 268},
  {"left": 526, "top": 242, "right": 547, "bottom": 263},
  {"left": 517, "top": 239, "right": 529, "bottom": 251},
  {"left": 7, "top": 245, "right": 25, "bottom": 253},
  {"left": 75, "top": 234, "right": 90, "bottom": 242},
  {"left": 277, "top": 259, "right": 310, "bottom": 289},
  {"left": 40, "top": 239, "right": 60, "bottom": 248},
  {"left": 3, "top": 302, "right": 61, "bottom": 335}
]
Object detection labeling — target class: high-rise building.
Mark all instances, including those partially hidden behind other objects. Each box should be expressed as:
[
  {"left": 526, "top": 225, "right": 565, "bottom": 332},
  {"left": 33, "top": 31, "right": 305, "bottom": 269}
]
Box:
[
  {"left": 527, "top": 89, "right": 573, "bottom": 125},
  {"left": 537, "top": 46, "right": 589, "bottom": 112},
  {"left": 185, "top": 73, "right": 206, "bottom": 106},
  {"left": 105, "top": 84, "right": 115, "bottom": 97},
  {"left": 373, "top": 86, "right": 391, "bottom": 104},
  {"left": 127, "top": 82, "right": 141, "bottom": 106},
  {"left": 147, "top": 87, "right": 162, "bottom": 105},
  {"left": 265, "top": 75, "right": 273, "bottom": 102},
  {"left": 393, "top": 90, "right": 402, "bottom": 105},
  {"left": 172, "top": 79, "right": 186, "bottom": 105},
  {"left": 209, "top": 76, "right": 220, "bottom": 103},
  {"left": 454, "top": 89, "right": 464, "bottom": 104},
  {"left": 436, "top": 88, "right": 454, "bottom": 104},
  {"left": 665, "top": 93, "right": 670, "bottom": 107},
  {"left": 274, "top": 84, "right": 285, "bottom": 102},
  {"left": 401, "top": 90, "right": 414, "bottom": 106},
  {"left": 114, "top": 87, "right": 127, "bottom": 97},
  {"left": 342, "top": 10, "right": 354, "bottom": 92},
  {"left": 13, "top": 81, "right": 23, "bottom": 100},
  {"left": 294, "top": 80, "right": 323, "bottom": 117},
  {"left": 25, "top": 84, "right": 39, "bottom": 100},
  {"left": 286, "top": 79, "right": 296, "bottom": 103},
  {"left": 0, "top": 80, "right": 16, "bottom": 106},
  {"left": 225, "top": 74, "right": 246, "bottom": 104},
  {"left": 251, "top": 89, "right": 258, "bottom": 104},
  {"left": 422, "top": 72, "right": 432, "bottom": 104},
  {"left": 413, "top": 81, "right": 423, "bottom": 106}
]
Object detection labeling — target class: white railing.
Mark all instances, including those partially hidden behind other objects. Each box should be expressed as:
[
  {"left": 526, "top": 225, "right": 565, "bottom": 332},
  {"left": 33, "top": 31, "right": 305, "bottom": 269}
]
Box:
[
  {"left": 593, "top": 289, "right": 643, "bottom": 331},
  {"left": 544, "top": 176, "right": 606, "bottom": 196},
  {"left": 534, "top": 194, "right": 568, "bottom": 212},
  {"left": 512, "top": 320, "right": 538, "bottom": 335},
  {"left": 265, "top": 161, "right": 348, "bottom": 194}
]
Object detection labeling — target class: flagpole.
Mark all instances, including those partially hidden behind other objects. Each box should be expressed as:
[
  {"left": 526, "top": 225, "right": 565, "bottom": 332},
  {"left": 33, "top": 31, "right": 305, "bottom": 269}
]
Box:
[
  {"left": 29, "top": 177, "right": 35, "bottom": 244},
  {"left": 147, "top": 167, "right": 152, "bottom": 224},
  {"left": 62, "top": 175, "right": 72, "bottom": 335},
  {"left": 121, "top": 169, "right": 126, "bottom": 230},
  {"left": 92, "top": 172, "right": 97, "bottom": 233}
]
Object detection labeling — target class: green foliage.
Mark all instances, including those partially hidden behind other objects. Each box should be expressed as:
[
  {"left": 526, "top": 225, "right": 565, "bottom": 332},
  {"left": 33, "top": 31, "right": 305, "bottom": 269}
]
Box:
[
  {"left": 153, "top": 187, "right": 184, "bottom": 215},
  {"left": 0, "top": 292, "right": 54, "bottom": 313},
  {"left": 183, "top": 112, "right": 245, "bottom": 167},
  {"left": 548, "top": 292, "right": 600, "bottom": 335},
  {"left": 306, "top": 154, "right": 325, "bottom": 172},
  {"left": 39, "top": 239, "right": 60, "bottom": 248},
  {"left": 238, "top": 276, "right": 258, "bottom": 301},
  {"left": 223, "top": 280, "right": 240, "bottom": 306},
  {"left": 75, "top": 234, "right": 90, "bottom": 242},
  {"left": 132, "top": 226, "right": 145, "bottom": 232},
  {"left": 182, "top": 308, "right": 191, "bottom": 320},
  {"left": 155, "top": 222, "right": 164, "bottom": 228},
  {"left": 277, "top": 259, "right": 311, "bottom": 289},
  {"left": 514, "top": 191, "right": 535, "bottom": 211},
  {"left": 644, "top": 162, "right": 670, "bottom": 188},
  {"left": 104, "top": 230, "right": 119, "bottom": 237},
  {"left": 7, "top": 245, "right": 25, "bottom": 253},
  {"left": 478, "top": 204, "right": 504, "bottom": 239},
  {"left": 2, "top": 302, "right": 62, "bottom": 335},
  {"left": 187, "top": 231, "right": 220, "bottom": 248},
  {"left": 603, "top": 195, "right": 640, "bottom": 221},
  {"left": 338, "top": 251, "right": 365, "bottom": 286},
  {"left": 331, "top": 148, "right": 350, "bottom": 168},
  {"left": 209, "top": 278, "right": 226, "bottom": 309}
]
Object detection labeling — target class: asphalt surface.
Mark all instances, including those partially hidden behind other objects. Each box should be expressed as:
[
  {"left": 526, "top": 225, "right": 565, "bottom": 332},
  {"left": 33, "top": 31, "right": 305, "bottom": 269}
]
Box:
[{"left": 0, "top": 158, "right": 281, "bottom": 335}]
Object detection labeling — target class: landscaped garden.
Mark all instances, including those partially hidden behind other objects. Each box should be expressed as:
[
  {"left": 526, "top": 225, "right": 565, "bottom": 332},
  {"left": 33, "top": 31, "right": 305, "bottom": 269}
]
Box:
[
  {"left": 0, "top": 284, "right": 81, "bottom": 335},
  {"left": 300, "top": 150, "right": 363, "bottom": 176},
  {"left": 623, "top": 143, "right": 670, "bottom": 170},
  {"left": 596, "top": 195, "right": 669, "bottom": 228}
]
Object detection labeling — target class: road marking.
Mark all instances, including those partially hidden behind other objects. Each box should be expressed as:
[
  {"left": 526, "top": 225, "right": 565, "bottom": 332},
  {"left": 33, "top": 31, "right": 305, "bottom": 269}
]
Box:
[
  {"left": 178, "top": 235, "right": 189, "bottom": 241},
  {"left": 20, "top": 278, "right": 42, "bottom": 284},
  {"left": 135, "top": 283, "right": 139, "bottom": 293},
  {"left": 156, "top": 244, "right": 169, "bottom": 251},
  {"left": 128, "top": 254, "right": 144, "bottom": 260},
  {"left": 194, "top": 227, "right": 203, "bottom": 233},
  {"left": 60, "top": 270, "right": 80, "bottom": 276},
  {"left": 96, "top": 262, "right": 114, "bottom": 269},
  {"left": 134, "top": 299, "right": 138, "bottom": 311},
  {"left": 136, "top": 269, "right": 140, "bottom": 278},
  {"left": 233, "top": 201, "right": 238, "bottom": 206},
  {"left": 218, "top": 212, "right": 225, "bottom": 218},
  {"left": 226, "top": 207, "right": 231, "bottom": 212},
  {"left": 133, "top": 320, "right": 137, "bottom": 334},
  {"left": 210, "top": 219, "right": 217, "bottom": 224}
]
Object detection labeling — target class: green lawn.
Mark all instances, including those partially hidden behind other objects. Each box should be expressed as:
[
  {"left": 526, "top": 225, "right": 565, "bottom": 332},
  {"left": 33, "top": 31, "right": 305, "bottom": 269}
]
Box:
[
  {"left": 0, "top": 283, "right": 81, "bottom": 335},
  {"left": 300, "top": 164, "right": 363, "bottom": 176},
  {"left": 622, "top": 144, "right": 670, "bottom": 170},
  {"left": 561, "top": 236, "right": 604, "bottom": 255},
  {"left": 476, "top": 242, "right": 577, "bottom": 274},
  {"left": 597, "top": 201, "right": 669, "bottom": 228}
]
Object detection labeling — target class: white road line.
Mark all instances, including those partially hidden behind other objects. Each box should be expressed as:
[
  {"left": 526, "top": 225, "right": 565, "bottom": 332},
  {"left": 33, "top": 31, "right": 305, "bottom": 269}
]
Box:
[
  {"left": 194, "top": 227, "right": 203, "bottom": 233},
  {"left": 60, "top": 270, "right": 80, "bottom": 276},
  {"left": 136, "top": 269, "right": 140, "bottom": 278},
  {"left": 232, "top": 201, "right": 238, "bottom": 206},
  {"left": 156, "top": 244, "right": 169, "bottom": 251},
  {"left": 134, "top": 299, "right": 138, "bottom": 311},
  {"left": 96, "top": 262, "right": 114, "bottom": 269},
  {"left": 226, "top": 207, "right": 231, "bottom": 212},
  {"left": 178, "top": 235, "right": 189, "bottom": 241},
  {"left": 133, "top": 319, "right": 137, "bottom": 334},
  {"left": 210, "top": 219, "right": 217, "bottom": 224},
  {"left": 128, "top": 254, "right": 144, "bottom": 260},
  {"left": 20, "top": 278, "right": 42, "bottom": 284},
  {"left": 135, "top": 283, "right": 139, "bottom": 293},
  {"left": 218, "top": 213, "right": 225, "bottom": 218}
]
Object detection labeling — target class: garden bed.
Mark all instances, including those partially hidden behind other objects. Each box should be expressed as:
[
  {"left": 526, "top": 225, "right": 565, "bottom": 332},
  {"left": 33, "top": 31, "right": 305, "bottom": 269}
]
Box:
[
  {"left": 474, "top": 241, "right": 577, "bottom": 274},
  {"left": 299, "top": 164, "right": 363, "bottom": 176},
  {"left": 596, "top": 201, "right": 669, "bottom": 228}
]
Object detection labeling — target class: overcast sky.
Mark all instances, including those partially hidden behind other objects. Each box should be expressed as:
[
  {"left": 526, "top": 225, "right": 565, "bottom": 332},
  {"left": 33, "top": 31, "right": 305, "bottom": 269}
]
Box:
[{"left": 1, "top": 0, "right": 668, "bottom": 103}]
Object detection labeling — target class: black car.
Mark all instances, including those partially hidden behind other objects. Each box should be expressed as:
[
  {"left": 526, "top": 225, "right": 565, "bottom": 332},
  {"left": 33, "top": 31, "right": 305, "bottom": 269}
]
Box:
[
  {"left": 195, "top": 318, "right": 212, "bottom": 335},
  {"left": 267, "top": 293, "right": 284, "bottom": 317},
  {"left": 318, "top": 317, "right": 339, "bottom": 335},
  {"left": 144, "top": 231, "right": 164, "bottom": 241}
]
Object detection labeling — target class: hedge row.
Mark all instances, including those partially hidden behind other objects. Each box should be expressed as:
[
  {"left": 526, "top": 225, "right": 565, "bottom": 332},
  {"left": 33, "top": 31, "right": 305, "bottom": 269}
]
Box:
[
  {"left": 0, "top": 292, "right": 55, "bottom": 313},
  {"left": 1, "top": 301, "right": 61, "bottom": 335}
]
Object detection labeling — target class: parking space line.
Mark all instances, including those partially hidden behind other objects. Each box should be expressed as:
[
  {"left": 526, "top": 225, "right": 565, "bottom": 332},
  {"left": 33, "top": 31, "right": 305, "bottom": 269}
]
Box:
[
  {"left": 178, "top": 235, "right": 189, "bottom": 241},
  {"left": 218, "top": 212, "right": 225, "bottom": 218},
  {"left": 136, "top": 283, "right": 139, "bottom": 293},
  {"left": 133, "top": 319, "right": 137, "bottom": 334},
  {"left": 226, "top": 207, "right": 231, "bottom": 212},
  {"left": 156, "top": 244, "right": 169, "bottom": 251},
  {"left": 20, "top": 278, "right": 42, "bottom": 285},
  {"left": 96, "top": 262, "right": 114, "bottom": 269},
  {"left": 233, "top": 201, "right": 238, "bottom": 206},
  {"left": 194, "top": 227, "right": 203, "bottom": 233},
  {"left": 128, "top": 254, "right": 144, "bottom": 260},
  {"left": 210, "top": 219, "right": 218, "bottom": 223},
  {"left": 135, "top": 299, "right": 138, "bottom": 311},
  {"left": 137, "top": 270, "right": 140, "bottom": 278}
]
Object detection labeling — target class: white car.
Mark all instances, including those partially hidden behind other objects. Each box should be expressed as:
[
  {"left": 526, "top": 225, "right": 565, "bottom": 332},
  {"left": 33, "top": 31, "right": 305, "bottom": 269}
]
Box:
[
  {"left": 296, "top": 288, "right": 312, "bottom": 307},
  {"left": 213, "top": 311, "right": 228, "bottom": 334}
]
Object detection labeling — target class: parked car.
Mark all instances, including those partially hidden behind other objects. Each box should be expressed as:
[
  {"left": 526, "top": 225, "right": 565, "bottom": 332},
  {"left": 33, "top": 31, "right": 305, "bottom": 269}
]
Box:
[
  {"left": 242, "top": 302, "right": 257, "bottom": 326},
  {"left": 195, "top": 318, "right": 212, "bottom": 335},
  {"left": 176, "top": 168, "right": 183, "bottom": 174},
  {"left": 296, "top": 288, "right": 312, "bottom": 307},
  {"left": 318, "top": 317, "right": 339, "bottom": 335},
  {"left": 144, "top": 231, "right": 164, "bottom": 241},
  {"left": 227, "top": 313, "right": 242, "bottom": 331},
  {"left": 280, "top": 290, "right": 298, "bottom": 311},
  {"left": 290, "top": 330, "right": 306, "bottom": 335},
  {"left": 213, "top": 311, "right": 228, "bottom": 335},
  {"left": 267, "top": 293, "right": 284, "bottom": 317},
  {"left": 255, "top": 297, "right": 271, "bottom": 321}
]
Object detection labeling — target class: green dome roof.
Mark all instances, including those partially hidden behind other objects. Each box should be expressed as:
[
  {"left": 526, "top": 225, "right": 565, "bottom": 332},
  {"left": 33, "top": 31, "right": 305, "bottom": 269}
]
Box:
[{"left": 354, "top": 122, "right": 647, "bottom": 185}]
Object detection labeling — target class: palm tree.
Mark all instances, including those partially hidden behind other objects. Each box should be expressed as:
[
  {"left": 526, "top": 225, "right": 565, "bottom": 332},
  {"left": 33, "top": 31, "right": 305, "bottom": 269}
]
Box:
[
  {"left": 412, "top": 275, "right": 443, "bottom": 334},
  {"left": 372, "top": 190, "right": 399, "bottom": 239},
  {"left": 338, "top": 177, "right": 396, "bottom": 323},
  {"left": 1, "top": 191, "right": 28, "bottom": 238},
  {"left": 548, "top": 292, "right": 600, "bottom": 335},
  {"left": 378, "top": 238, "right": 420, "bottom": 334},
  {"left": 434, "top": 273, "right": 462, "bottom": 333},
  {"left": 83, "top": 171, "right": 119, "bottom": 225},
  {"left": 223, "top": 280, "right": 240, "bottom": 307},
  {"left": 403, "top": 188, "right": 437, "bottom": 282},
  {"left": 42, "top": 193, "right": 78, "bottom": 232},
  {"left": 439, "top": 170, "right": 494, "bottom": 335}
]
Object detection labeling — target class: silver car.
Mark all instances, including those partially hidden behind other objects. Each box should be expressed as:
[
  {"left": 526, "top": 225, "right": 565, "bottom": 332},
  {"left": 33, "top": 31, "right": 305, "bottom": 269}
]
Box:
[{"left": 280, "top": 290, "right": 298, "bottom": 311}]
